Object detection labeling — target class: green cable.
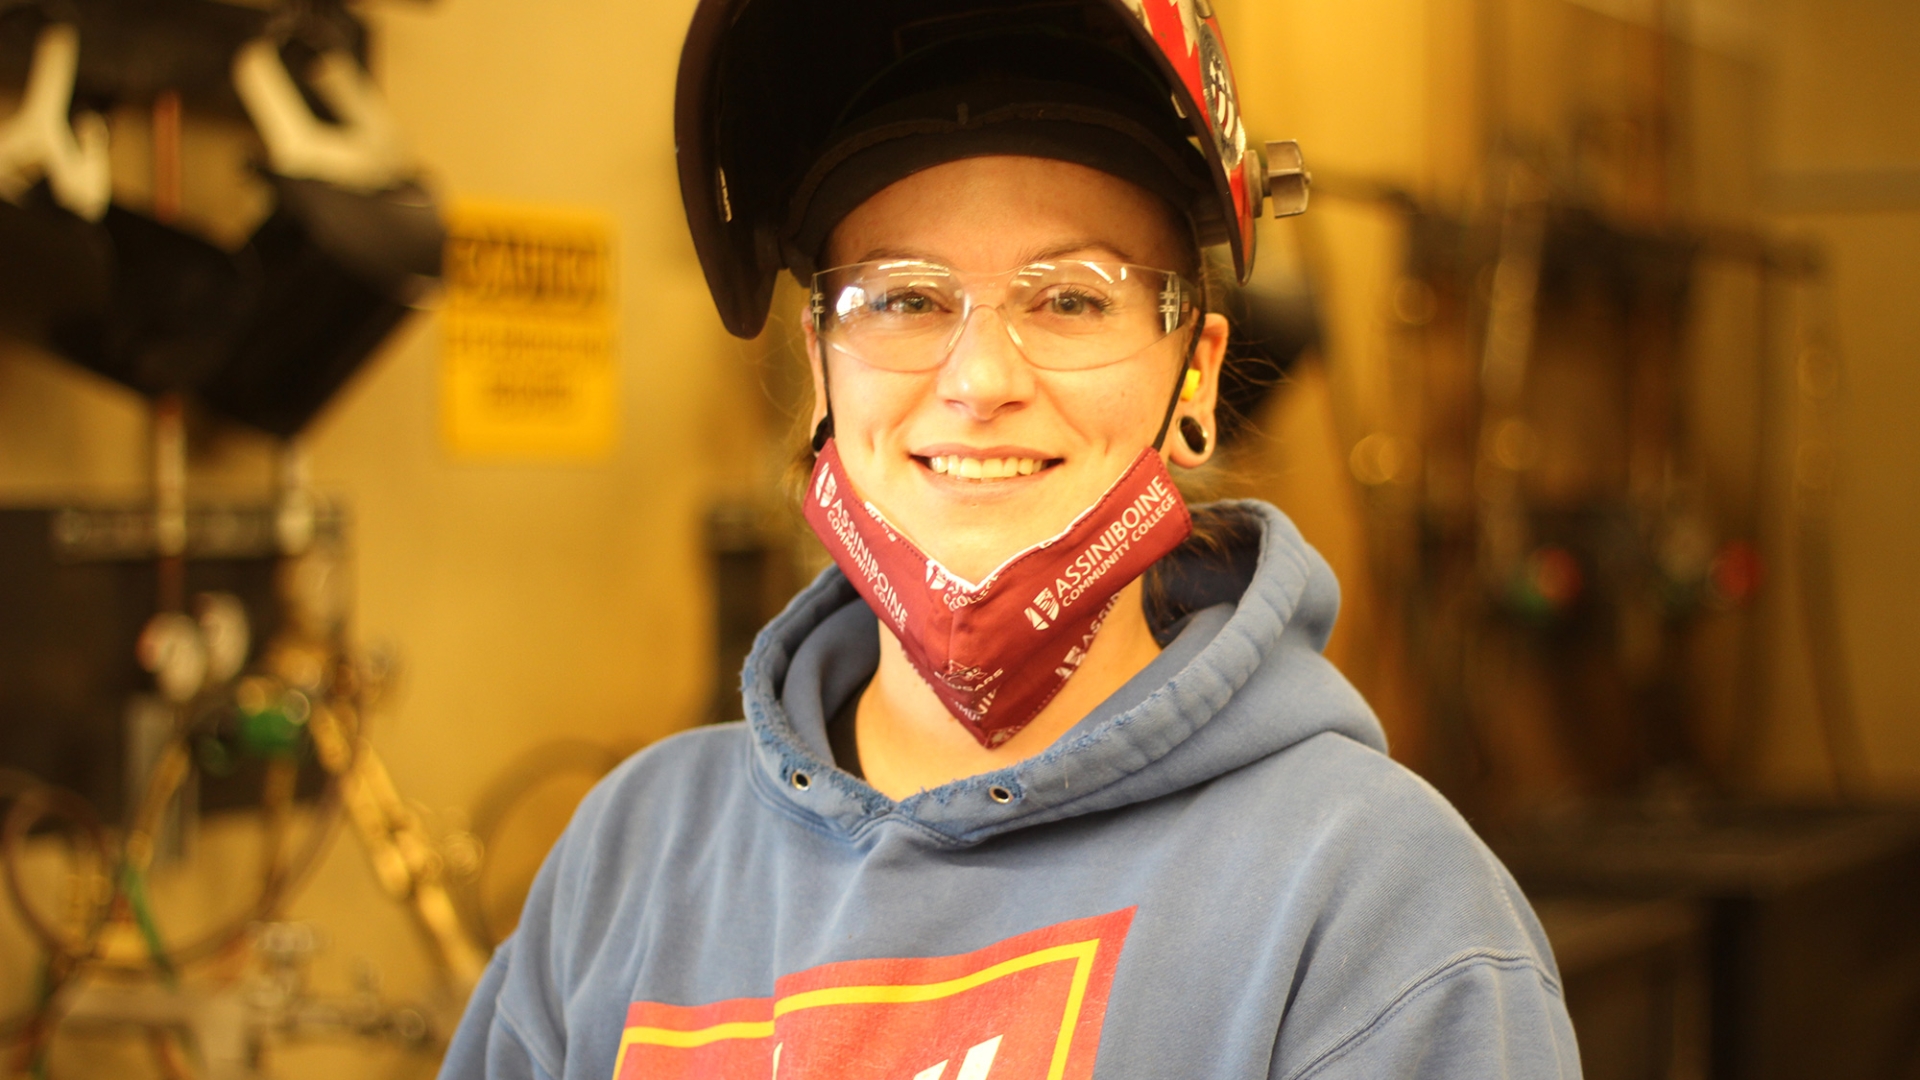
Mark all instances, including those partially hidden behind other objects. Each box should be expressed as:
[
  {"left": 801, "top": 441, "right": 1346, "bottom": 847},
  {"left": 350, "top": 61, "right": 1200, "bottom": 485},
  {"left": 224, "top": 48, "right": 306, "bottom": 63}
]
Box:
[
  {"left": 26, "top": 958, "right": 55, "bottom": 1080},
  {"left": 118, "top": 864, "right": 209, "bottom": 1068},
  {"left": 119, "top": 865, "right": 176, "bottom": 985}
]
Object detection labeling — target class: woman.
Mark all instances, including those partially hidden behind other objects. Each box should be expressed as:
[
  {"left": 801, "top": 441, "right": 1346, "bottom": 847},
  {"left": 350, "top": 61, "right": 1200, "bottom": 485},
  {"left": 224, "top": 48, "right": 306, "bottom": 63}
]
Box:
[{"left": 443, "top": 1, "right": 1580, "bottom": 1077}]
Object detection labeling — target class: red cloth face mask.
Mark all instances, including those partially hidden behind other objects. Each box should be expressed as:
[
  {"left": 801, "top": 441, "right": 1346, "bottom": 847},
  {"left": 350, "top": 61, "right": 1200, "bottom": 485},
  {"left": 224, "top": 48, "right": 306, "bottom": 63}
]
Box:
[{"left": 803, "top": 440, "right": 1193, "bottom": 748}]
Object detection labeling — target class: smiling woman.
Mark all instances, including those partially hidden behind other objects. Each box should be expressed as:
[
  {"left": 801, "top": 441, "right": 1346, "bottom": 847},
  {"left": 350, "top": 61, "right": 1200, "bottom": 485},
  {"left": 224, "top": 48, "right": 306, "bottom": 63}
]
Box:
[
  {"left": 799, "top": 156, "right": 1226, "bottom": 791},
  {"left": 438, "top": 2, "right": 1582, "bottom": 1078}
]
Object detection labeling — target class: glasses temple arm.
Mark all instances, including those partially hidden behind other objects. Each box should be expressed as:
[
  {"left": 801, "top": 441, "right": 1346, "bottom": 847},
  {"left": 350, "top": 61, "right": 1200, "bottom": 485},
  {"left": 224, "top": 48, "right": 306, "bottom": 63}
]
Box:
[{"left": 1152, "top": 320, "right": 1204, "bottom": 454}]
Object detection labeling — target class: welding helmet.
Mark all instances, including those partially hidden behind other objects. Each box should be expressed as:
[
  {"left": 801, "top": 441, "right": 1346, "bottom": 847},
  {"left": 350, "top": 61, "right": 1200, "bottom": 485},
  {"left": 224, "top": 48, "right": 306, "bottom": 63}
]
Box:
[{"left": 675, "top": 0, "right": 1309, "bottom": 339}]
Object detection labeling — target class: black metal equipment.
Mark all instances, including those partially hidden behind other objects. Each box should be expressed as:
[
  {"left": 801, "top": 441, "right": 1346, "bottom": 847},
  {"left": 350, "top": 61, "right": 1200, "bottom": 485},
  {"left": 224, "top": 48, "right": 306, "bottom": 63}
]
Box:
[
  {"left": 203, "top": 176, "right": 444, "bottom": 436},
  {"left": 0, "top": 0, "right": 444, "bottom": 436}
]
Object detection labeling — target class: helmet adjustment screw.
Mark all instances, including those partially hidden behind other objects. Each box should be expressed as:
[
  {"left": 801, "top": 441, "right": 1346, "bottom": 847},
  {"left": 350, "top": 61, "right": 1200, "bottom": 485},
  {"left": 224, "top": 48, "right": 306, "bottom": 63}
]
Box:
[{"left": 1262, "top": 140, "right": 1311, "bottom": 218}]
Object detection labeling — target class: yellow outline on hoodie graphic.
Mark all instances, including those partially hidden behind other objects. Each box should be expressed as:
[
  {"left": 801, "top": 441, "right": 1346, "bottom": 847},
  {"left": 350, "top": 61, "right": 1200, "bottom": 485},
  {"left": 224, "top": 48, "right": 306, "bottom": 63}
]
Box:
[{"left": 610, "top": 936, "right": 1104, "bottom": 1080}]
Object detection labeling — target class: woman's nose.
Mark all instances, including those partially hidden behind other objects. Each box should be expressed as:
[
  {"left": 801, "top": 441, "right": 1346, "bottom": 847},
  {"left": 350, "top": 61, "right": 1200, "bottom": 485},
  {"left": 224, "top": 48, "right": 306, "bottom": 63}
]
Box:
[{"left": 936, "top": 305, "right": 1033, "bottom": 420}]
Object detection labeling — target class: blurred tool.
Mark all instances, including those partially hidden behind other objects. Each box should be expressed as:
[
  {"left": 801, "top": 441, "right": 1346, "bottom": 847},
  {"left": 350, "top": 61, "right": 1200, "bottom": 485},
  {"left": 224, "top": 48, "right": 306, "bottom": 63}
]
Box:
[
  {"left": 1316, "top": 171, "right": 1827, "bottom": 817},
  {"left": 0, "top": 20, "right": 109, "bottom": 219},
  {"left": 308, "top": 697, "right": 489, "bottom": 988},
  {"left": 0, "top": 467, "right": 476, "bottom": 1075},
  {"left": 232, "top": 38, "right": 409, "bottom": 193},
  {"left": 1, "top": 420, "right": 631, "bottom": 1074},
  {"left": 0, "top": 0, "right": 445, "bottom": 436},
  {"left": 47, "top": 921, "right": 439, "bottom": 1080},
  {"left": 0, "top": 14, "right": 113, "bottom": 352},
  {"left": 0, "top": 3, "right": 475, "bottom": 1074},
  {"left": 1307, "top": 121, "right": 1890, "bottom": 1080}
]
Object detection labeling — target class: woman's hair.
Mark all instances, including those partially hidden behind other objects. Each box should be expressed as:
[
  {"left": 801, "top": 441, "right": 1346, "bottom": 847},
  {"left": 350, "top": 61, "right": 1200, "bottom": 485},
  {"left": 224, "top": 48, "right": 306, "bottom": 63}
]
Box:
[{"left": 1141, "top": 501, "right": 1262, "bottom": 634}]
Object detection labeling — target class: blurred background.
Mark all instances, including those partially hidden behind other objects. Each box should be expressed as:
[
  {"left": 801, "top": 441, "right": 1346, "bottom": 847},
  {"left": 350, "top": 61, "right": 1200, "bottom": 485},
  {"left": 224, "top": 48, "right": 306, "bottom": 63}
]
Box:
[{"left": 0, "top": 0, "right": 1914, "bottom": 1076}]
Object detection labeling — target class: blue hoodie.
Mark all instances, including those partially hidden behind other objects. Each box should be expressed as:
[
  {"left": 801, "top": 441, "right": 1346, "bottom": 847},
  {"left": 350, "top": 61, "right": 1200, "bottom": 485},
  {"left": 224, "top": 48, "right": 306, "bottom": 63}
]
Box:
[{"left": 442, "top": 501, "right": 1580, "bottom": 1079}]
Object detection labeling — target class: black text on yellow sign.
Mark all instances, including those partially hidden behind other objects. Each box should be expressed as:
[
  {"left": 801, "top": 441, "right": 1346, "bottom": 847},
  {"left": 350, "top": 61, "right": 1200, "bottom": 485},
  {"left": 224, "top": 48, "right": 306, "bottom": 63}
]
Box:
[{"left": 441, "top": 202, "right": 618, "bottom": 460}]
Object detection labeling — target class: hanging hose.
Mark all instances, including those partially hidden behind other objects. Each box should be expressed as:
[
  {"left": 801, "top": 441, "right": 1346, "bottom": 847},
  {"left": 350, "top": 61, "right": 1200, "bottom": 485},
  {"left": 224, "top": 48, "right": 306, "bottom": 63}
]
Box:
[
  {"left": 0, "top": 703, "right": 351, "bottom": 1075},
  {"left": 307, "top": 699, "right": 490, "bottom": 991},
  {"left": 0, "top": 773, "right": 112, "bottom": 961},
  {"left": 3, "top": 735, "right": 194, "bottom": 1078},
  {"left": 1788, "top": 264, "right": 1870, "bottom": 801},
  {"left": 1, "top": 775, "right": 114, "bottom": 1078}
]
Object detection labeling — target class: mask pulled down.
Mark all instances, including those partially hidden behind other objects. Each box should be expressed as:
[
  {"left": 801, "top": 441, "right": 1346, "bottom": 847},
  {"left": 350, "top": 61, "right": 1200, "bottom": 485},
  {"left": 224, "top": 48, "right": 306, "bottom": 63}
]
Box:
[{"left": 803, "top": 441, "right": 1192, "bottom": 748}]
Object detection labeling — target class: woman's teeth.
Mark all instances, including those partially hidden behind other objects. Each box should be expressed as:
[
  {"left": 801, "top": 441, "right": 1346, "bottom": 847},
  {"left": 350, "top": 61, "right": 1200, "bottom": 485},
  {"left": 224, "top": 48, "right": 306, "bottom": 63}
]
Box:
[{"left": 927, "top": 455, "right": 1042, "bottom": 480}]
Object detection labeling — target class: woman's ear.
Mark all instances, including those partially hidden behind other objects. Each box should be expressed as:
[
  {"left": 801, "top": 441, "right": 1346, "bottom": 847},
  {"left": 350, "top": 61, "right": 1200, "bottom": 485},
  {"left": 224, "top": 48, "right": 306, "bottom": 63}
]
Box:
[{"left": 1168, "top": 312, "right": 1229, "bottom": 469}]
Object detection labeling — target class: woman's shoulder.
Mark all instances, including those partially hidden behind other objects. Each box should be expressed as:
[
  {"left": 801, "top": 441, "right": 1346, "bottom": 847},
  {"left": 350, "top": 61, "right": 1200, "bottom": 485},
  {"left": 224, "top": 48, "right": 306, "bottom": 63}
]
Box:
[
  {"left": 553, "top": 722, "right": 760, "bottom": 858},
  {"left": 1275, "top": 731, "right": 1475, "bottom": 829},
  {"left": 601, "top": 720, "right": 751, "bottom": 791},
  {"left": 564, "top": 718, "right": 752, "bottom": 818},
  {"left": 1252, "top": 731, "right": 1525, "bottom": 893},
  {"left": 1246, "top": 731, "right": 1558, "bottom": 971},
  {"left": 1261, "top": 737, "right": 1577, "bottom": 1076}
]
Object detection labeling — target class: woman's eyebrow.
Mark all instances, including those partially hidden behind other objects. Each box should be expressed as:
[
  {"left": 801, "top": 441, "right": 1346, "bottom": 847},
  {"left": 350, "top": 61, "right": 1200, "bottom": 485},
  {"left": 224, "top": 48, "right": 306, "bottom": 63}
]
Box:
[
  {"left": 849, "top": 241, "right": 1140, "bottom": 266},
  {"left": 852, "top": 247, "right": 935, "bottom": 264},
  {"left": 1021, "top": 240, "right": 1135, "bottom": 264}
]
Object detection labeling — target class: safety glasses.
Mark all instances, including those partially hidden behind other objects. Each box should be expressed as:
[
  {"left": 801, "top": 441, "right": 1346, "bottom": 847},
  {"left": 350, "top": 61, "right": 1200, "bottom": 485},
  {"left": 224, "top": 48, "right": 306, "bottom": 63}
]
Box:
[{"left": 811, "top": 259, "right": 1196, "bottom": 372}]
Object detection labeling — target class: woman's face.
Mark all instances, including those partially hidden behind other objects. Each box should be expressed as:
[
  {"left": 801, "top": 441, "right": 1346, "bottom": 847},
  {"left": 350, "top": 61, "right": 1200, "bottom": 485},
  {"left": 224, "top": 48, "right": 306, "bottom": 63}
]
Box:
[{"left": 807, "top": 155, "right": 1226, "bottom": 583}]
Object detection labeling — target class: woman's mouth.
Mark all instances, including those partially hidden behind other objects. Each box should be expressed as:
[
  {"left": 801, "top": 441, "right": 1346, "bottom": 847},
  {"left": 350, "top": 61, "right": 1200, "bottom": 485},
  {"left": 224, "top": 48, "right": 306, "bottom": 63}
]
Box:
[{"left": 918, "top": 453, "right": 1059, "bottom": 481}]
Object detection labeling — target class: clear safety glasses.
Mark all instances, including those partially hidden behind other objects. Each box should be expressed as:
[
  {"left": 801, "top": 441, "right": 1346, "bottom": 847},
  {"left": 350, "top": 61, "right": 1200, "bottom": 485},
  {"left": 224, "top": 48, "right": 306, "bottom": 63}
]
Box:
[{"left": 810, "top": 259, "right": 1197, "bottom": 373}]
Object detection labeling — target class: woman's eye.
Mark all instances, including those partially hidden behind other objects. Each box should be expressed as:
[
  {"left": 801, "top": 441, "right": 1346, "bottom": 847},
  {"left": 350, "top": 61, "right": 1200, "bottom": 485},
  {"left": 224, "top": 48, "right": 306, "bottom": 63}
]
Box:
[
  {"left": 878, "top": 291, "right": 937, "bottom": 315},
  {"left": 1044, "top": 289, "right": 1109, "bottom": 317}
]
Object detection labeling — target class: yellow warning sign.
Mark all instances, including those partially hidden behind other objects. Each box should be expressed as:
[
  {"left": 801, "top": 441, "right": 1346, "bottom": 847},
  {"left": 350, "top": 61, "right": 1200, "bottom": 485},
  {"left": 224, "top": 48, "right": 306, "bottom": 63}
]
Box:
[{"left": 441, "top": 201, "right": 618, "bottom": 459}]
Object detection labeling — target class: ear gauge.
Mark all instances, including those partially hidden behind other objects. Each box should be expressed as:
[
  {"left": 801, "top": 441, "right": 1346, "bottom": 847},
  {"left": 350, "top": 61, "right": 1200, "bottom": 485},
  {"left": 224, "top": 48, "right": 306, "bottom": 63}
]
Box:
[
  {"left": 1178, "top": 416, "right": 1210, "bottom": 456},
  {"left": 811, "top": 415, "right": 834, "bottom": 453}
]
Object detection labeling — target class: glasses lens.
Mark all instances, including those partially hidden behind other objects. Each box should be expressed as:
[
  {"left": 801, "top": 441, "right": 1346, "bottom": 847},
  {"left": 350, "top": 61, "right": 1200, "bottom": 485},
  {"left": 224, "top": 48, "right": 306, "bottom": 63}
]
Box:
[
  {"left": 1006, "top": 263, "right": 1186, "bottom": 369},
  {"left": 817, "top": 262, "right": 962, "bottom": 371},
  {"left": 815, "top": 260, "right": 1191, "bottom": 371}
]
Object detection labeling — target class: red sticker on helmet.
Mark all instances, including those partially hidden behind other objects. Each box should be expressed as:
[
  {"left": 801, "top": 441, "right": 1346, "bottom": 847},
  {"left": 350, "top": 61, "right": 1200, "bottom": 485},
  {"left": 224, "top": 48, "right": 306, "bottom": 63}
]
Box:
[{"left": 1120, "top": 0, "right": 1255, "bottom": 254}]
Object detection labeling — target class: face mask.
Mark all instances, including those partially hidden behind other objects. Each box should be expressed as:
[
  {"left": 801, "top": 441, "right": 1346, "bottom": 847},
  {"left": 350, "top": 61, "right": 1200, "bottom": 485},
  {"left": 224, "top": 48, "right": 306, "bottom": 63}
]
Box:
[{"left": 803, "top": 440, "right": 1192, "bottom": 748}]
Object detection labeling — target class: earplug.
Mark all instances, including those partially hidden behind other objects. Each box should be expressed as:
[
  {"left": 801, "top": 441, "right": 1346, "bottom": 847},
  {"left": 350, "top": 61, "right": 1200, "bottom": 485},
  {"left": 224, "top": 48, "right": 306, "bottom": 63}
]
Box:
[{"left": 1180, "top": 368, "right": 1201, "bottom": 402}]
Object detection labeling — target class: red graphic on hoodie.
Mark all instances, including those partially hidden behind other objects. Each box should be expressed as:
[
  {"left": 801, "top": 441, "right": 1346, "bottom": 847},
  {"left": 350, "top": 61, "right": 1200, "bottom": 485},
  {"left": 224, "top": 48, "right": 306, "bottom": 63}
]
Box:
[{"left": 610, "top": 908, "right": 1134, "bottom": 1080}]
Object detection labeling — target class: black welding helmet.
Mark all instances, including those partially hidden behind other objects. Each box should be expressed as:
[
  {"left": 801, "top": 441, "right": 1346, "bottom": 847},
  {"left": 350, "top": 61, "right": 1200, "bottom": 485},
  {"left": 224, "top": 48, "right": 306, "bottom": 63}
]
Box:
[{"left": 675, "top": 0, "right": 1309, "bottom": 339}]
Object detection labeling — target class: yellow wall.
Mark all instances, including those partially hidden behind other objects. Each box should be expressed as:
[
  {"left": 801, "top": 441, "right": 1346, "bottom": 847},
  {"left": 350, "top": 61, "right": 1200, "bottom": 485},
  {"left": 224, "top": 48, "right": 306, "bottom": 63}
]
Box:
[{"left": 1756, "top": 0, "right": 1920, "bottom": 795}]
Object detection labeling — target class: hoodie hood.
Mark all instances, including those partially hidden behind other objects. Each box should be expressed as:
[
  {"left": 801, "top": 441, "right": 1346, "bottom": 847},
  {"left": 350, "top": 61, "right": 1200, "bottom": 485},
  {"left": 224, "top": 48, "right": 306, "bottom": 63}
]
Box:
[{"left": 739, "top": 500, "right": 1384, "bottom": 847}]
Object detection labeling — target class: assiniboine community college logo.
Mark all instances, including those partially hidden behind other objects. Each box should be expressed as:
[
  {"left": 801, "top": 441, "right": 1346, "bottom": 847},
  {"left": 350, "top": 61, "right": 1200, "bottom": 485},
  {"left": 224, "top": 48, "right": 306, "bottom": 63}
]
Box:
[{"left": 1025, "top": 587, "right": 1062, "bottom": 630}]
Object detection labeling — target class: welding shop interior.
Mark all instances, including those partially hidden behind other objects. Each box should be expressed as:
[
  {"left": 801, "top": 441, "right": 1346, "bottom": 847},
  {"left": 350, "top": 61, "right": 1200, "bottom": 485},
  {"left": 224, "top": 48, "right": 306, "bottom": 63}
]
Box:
[{"left": 2, "top": 0, "right": 1918, "bottom": 1077}]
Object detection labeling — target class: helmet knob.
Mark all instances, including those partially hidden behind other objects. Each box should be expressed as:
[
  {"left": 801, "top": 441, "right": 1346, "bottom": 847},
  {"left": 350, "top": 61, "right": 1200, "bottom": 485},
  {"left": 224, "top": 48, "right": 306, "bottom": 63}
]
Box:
[{"left": 1260, "top": 139, "right": 1311, "bottom": 218}]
